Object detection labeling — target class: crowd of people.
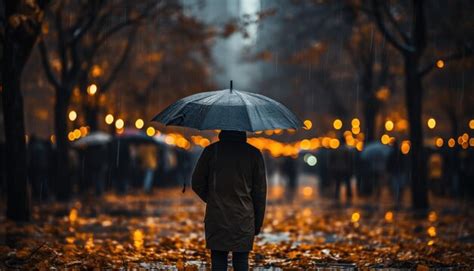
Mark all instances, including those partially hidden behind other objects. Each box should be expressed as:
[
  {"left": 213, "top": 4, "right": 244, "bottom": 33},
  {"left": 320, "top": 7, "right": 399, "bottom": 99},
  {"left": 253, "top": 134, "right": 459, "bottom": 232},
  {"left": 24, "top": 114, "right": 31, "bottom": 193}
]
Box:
[
  {"left": 0, "top": 134, "right": 199, "bottom": 202},
  {"left": 277, "top": 140, "right": 474, "bottom": 205},
  {"left": 0, "top": 134, "right": 473, "bottom": 204}
]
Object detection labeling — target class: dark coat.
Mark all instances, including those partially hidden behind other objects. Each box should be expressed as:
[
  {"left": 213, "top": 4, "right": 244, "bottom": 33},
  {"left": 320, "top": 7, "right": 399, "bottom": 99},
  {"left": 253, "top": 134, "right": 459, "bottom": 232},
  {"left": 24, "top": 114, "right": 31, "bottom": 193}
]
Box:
[{"left": 192, "top": 130, "right": 267, "bottom": 252}]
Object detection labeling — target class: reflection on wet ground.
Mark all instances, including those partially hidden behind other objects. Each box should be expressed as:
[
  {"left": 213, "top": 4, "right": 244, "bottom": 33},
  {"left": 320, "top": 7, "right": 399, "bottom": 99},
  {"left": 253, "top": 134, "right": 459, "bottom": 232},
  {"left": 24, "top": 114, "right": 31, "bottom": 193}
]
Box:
[{"left": 1, "top": 187, "right": 473, "bottom": 270}]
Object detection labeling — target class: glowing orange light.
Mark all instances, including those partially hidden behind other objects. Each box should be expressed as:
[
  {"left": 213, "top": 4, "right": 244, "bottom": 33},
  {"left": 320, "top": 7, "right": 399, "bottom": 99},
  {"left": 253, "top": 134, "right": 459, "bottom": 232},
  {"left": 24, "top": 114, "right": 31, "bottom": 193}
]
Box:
[
  {"left": 329, "top": 138, "right": 340, "bottom": 149},
  {"left": 105, "top": 114, "right": 114, "bottom": 125},
  {"left": 85, "top": 235, "right": 94, "bottom": 251},
  {"left": 427, "top": 118, "right": 436, "bottom": 129},
  {"left": 87, "top": 84, "right": 98, "bottom": 96},
  {"left": 302, "top": 186, "right": 313, "bottom": 197},
  {"left": 428, "top": 211, "right": 437, "bottom": 222},
  {"left": 376, "top": 86, "right": 390, "bottom": 101},
  {"left": 396, "top": 119, "right": 409, "bottom": 131},
  {"left": 303, "top": 120, "right": 312, "bottom": 130},
  {"left": 356, "top": 141, "right": 363, "bottom": 151},
  {"left": 448, "top": 138, "right": 455, "bottom": 148},
  {"left": 351, "top": 118, "right": 360, "bottom": 127},
  {"left": 436, "top": 60, "right": 444, "bottom": 69},
  {"left": 73, "top": 129, "right": 81, "bottom": 139},
  {"left": 469, "top": 119, "right": 474, "bottom": 129},
  {"left": 146, "top": 127, "right": 155, "bottom": 136},
  {"left": 135, "top": 119, "right": 144, "bottom": 129},
  {"left": 68, "top": 132, "right": 75, "bottom": 141},
  {"left": 69, "top": 208, "right": 78, "bottom": 223},
  {"left": 264, "top": 130, "right": 274, "bottom": 136},
  {"left": 401, "top": 140, "right": 410, "bottom": 154},
  {"left": 68, "top": 110, "right": 77, "bottom": 121},
  {"left": 115, "top": 118, "right": 124, "bottom": 129},
  {"left": 385, "top": 211, "right": 394, "bottom": 222},
  {"left": 300, "top": 139, "right": 311, "bottom": 150},
  {"left": 91, "top": 65, "right": 103, "bottom": 77},
  {"left": 435, "top": 138, "right": 444, "bottom": 148},
  {"left": 333, "top": 119, "right": 342, "bottom": 130},
  {"left": 352, "top": 126, "right": 360, "bottom": 134},
  {"left": 351, "top": 212, "right": 360, "bottom": 223},
  {"left": 133, "top": 229, "right": 144, "bottom": 250},
  {"left": 427, "top": 226, "right": 436, "bottom": 237},
  {"left": 381, "top": 134, "right": 391, "bottom": 145},
  {"left": 385, "top": 120, "right": 394, "bottom": 131}
]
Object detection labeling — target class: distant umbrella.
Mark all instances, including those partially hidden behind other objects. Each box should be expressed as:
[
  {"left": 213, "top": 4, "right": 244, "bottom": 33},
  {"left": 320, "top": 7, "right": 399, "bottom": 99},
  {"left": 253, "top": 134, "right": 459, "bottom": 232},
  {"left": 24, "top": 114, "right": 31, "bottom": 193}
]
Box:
[
  {"left": 152, "top": 81, "right": 303, "bottom": 131},
  {"left": 72, "top": 131, "right": 111, "bottom": 148},
  {"left": 360, "top": 142, "right": 391, "bottom": 172},
  {"left": 115, "top": 128, "right": 156, "bottom": 144}
]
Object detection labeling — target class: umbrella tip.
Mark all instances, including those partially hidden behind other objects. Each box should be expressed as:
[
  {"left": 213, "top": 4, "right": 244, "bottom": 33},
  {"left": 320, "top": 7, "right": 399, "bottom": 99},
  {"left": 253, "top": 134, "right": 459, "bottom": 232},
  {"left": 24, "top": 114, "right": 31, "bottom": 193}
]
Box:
[{"left": 230, "top": 80, "right": 233, "bottom": 92}]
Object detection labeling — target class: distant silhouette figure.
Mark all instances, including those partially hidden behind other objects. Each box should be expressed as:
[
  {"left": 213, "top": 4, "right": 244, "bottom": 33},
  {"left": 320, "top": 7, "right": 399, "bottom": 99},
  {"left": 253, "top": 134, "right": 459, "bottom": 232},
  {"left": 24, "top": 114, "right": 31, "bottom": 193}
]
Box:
[
  {"left": 28, "top": 135, "right": 52, "bottom": 201},
  {"left": 192, "top": 130, "right": 267, "bottom": 271},
  {"left": 282, "top": 156, "right": 298, "bottom": 203},
  {"left": 329, "top": 139, "right": 353, "bottom": 202}
]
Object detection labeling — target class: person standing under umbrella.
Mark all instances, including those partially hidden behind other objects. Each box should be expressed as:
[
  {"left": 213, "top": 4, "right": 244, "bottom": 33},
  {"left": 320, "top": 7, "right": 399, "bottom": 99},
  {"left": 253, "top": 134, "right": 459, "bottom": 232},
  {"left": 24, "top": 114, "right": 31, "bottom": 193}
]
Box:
[
  {"left": 152, "top": 82, "right": 301, "bottom": 270},
  {"left": 192, "top": 130, "right": 267, "bottom": 271}
]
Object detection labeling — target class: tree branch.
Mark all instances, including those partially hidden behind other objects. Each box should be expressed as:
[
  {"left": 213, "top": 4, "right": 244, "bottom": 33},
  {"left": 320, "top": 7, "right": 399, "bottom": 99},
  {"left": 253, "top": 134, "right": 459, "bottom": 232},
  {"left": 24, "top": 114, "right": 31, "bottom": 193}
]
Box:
[
  {"left": 381, "top": 1, "right": 409, "bottom": 44},
  {"left": 419, "top": 47, "right": 473, "bottom": 77},
  {"left": 412, "top": 0, "right": 427, "bottom": 53},
  {"left": 38, "top": 38, "right": 60, "bottom": 89},
  {"left": 371, "top": 0, "right": 414, "bottom": 53},
  {"left": 100, "top": 27, "right": 138, "bottom": 92}
]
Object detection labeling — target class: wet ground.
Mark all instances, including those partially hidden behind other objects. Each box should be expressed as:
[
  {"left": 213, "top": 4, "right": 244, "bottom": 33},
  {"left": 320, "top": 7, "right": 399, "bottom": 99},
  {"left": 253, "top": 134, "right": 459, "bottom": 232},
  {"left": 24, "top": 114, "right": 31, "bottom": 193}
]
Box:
[{"left": 1, "top": 185, "right": 473, "bottom": 270}]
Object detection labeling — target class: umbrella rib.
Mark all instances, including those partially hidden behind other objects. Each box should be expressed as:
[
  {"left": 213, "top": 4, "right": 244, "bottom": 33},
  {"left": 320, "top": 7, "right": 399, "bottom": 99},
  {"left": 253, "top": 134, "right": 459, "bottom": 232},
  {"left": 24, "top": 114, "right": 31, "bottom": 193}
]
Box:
[
  {"left": 198, "top": 90, "right": 228, "bottom": 130},
  {"left": 244, "top": 91, "right": 301, "bottom": 128},
  {"left": 234, "top": 90, "right": 254, "bottom": 131}
]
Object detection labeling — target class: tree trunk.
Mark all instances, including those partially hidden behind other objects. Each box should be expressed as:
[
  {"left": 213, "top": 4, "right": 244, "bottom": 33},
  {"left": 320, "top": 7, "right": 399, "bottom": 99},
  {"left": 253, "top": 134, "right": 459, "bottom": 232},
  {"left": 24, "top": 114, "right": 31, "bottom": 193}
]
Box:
[
  {"left": 405, "top": 55, "right": 428, "bottom": 210},
  {"left": 85, "top": 105, "right": 99, "bottom": 131},
  {"left": 2, "top": 71, "right": 31, "bottom": 221},
  {"left": 361, "top": 71, "right": 377, "bottom": 142},
  {"left": 363, "top": 99, "right": 377, "bottom": 142},
  {"left": 447, "top": 110, "right": 460, "bottom": 196},
  {"left": 54, "top": 89, "right": 71, "bottom": 201}
]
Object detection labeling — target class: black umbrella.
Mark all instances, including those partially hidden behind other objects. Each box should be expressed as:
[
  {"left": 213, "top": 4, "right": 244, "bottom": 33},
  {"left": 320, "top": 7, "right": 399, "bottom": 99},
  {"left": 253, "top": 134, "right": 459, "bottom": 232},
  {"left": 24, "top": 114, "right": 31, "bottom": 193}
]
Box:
[{"left": 152, "top": 81, "right": 303, "bottom": 131}]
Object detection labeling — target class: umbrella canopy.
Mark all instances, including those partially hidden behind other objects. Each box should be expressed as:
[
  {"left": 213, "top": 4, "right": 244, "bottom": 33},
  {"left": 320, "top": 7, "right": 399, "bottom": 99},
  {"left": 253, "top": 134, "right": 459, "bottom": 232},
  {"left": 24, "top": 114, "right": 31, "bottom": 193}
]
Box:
[
  {"left": 360, "top": 142, "right": 392, "bottom": 172},
  {"left": 115, "top": 128, "right": 156, "bottom": 144},
  {"left": 152, "top": 84, "right": 303, "bottom": 132},
  {"left": 72, "top": 131, "right": 112, "bottom": 148}
]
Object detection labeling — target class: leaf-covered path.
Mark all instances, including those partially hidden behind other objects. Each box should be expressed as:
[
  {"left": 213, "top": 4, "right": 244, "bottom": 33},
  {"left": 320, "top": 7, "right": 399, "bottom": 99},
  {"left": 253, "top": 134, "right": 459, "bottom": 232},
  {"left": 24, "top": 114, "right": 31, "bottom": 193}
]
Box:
[{"left": 1, "top": 188, "right": 473, "bottom": 270}]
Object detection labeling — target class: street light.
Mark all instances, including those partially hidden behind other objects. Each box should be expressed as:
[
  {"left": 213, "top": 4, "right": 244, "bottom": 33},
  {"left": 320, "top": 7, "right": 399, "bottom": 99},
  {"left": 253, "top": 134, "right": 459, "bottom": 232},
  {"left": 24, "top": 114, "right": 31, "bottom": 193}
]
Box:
[
  {"left": 436, "top": 60, "right": 444, "bottom": 69},
  {"left": 87, "top": 84, "right": 98, "bottom": 96},
  {"left": 303, "top": 119, "right": 312, "bottom": 130},
  {"left": 385, "top": 120, "right": 394, "bottom": 131},
  {"left": 427, "top": 118, "right": 436, "bottom": 129},
  {"left": 333, "top": 119, "right": 342, "bottom": 130},
  {"left": 135, "top": 119, "right": 144, "bottom": 129},
  {"left": 115, "top": 118, "right": 124, "bottom": 129},
  {"left": 351, "top": 118, "right": 360, "bottom": 127},
  {"left": 146, "top": 126, "right": 155, "bottom": 136},
  {"left": 105, "top": 114, "right": 114, "bottom": 125},
  {"left": 68, "top": 110, "right": 77, "bottom": 121}
]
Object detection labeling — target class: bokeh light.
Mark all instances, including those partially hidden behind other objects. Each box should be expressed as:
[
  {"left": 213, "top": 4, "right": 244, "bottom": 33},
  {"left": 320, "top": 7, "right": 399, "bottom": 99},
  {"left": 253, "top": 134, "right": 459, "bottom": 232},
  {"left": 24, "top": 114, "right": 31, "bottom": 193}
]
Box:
[{"left": 333, "top": 119, "right": 342, "bottom": 130}]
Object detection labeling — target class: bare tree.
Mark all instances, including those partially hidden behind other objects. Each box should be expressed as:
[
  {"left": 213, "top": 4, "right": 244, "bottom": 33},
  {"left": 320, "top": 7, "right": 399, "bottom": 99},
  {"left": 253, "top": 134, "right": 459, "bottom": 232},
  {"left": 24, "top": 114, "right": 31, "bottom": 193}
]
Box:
[
  {"left": 2, "top": 0, "right": 50, "bottom": 221},
  {"left": 370, "top": 0, "right": 472, "bottom": 210},
  {"left": 37, "top": 0, "right": 162, "bottom": 200}
]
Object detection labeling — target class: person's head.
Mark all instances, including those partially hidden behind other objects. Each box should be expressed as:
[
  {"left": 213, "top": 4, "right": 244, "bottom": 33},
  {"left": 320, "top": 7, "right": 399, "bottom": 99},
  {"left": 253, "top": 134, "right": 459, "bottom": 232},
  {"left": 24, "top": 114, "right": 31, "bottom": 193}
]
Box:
[{"left": 218, "top": 130, "right": 246, "bottom": 141}]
